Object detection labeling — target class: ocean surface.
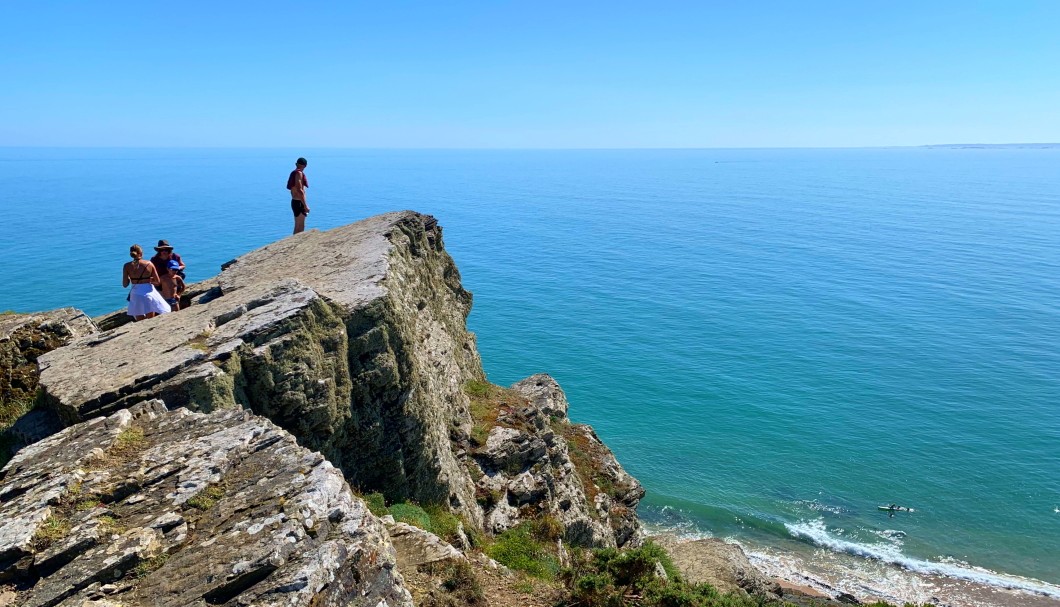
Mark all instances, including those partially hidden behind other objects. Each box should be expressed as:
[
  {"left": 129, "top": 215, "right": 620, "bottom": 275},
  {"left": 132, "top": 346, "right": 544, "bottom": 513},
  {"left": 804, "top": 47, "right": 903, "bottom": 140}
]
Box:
[{"left": 2, "top": 147, "right": 1058, "bottom": 602}]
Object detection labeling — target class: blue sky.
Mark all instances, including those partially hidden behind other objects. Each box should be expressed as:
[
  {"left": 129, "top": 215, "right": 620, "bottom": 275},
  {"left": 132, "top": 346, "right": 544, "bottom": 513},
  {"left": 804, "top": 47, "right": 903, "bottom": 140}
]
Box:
[{"left": 4, "top": 1, "right": 1058, "bottom": 147}]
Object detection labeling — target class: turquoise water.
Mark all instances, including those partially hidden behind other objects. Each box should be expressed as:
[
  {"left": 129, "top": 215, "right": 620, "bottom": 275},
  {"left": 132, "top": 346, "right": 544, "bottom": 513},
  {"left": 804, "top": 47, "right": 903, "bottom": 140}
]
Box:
[{"left": 2, "top": 148, "right": 1058, "bottom": 593}]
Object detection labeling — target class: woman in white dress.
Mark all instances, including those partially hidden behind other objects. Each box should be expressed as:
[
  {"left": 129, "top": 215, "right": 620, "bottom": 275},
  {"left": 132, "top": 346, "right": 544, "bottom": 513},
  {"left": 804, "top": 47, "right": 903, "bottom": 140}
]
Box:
[{"left": 123, "top": 244, "right": 171, "bottom": 320}]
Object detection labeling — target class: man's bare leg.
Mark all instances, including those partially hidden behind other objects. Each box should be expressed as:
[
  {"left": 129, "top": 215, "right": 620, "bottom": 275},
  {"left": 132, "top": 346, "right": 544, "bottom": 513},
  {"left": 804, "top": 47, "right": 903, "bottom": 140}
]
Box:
[{"left": 294, "top": 213, "right": 306, "bottom": 234}]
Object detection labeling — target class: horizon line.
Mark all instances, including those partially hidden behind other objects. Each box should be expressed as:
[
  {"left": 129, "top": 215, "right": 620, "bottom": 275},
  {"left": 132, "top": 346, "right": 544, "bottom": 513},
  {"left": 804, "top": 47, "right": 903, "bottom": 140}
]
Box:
[{"left": 2, "top": 143, "right": 1058, "bottom": 151}]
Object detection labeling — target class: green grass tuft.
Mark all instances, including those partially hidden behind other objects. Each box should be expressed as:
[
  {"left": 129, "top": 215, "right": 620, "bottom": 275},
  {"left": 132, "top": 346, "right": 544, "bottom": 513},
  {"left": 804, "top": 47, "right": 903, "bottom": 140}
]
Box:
[
  {"left": 424, "top": 503, "right": 462, "bottom": 545},
  {"left": 389, "top": 502, "right": 432, "bottom": 529},
  {"left": 31, "top": 515, "right": 71, "bottom": 551},
  {"left": 485, "top": 523, "right": 561, "bottom": 580},
  {"left": 463, "top": 379, "right": 492, "bottom": 398},
  {"left": 114, "top": 426, "right": 145, "bottom": 453},
  {"left": 364, "top": 492, "right": 389, "bottom": 516}
]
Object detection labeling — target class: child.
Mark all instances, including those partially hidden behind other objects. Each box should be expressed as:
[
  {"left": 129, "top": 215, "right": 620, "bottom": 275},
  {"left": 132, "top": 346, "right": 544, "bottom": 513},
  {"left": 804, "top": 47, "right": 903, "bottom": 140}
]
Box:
[{"left": 160, "top": 258, "right": 187, "bottom": 311}]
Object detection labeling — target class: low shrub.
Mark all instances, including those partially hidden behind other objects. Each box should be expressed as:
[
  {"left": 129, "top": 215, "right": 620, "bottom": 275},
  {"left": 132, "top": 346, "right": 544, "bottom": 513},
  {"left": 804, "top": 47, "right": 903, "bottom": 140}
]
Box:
[
  {"left": 559, "top": 542, "right": 933, "bottom": 607},
  {"left": 364, "top": 492, "right": 388, "bottom": 516},
  {"left": 529, "top": 515, "right": 564, "bottom": 542}
]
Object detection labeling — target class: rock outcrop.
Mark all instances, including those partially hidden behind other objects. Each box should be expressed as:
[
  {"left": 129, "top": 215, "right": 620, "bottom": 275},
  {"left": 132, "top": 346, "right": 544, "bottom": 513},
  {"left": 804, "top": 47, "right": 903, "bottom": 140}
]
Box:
[
  {"left": 468, "top": 374, "right": 644, "bottom": 548},
  {"left": 36, "top": 212, "right": 485, "bottom": 527},
  {"left": 3, "top": 211, "right": 644, "bottom": 604},
  {"left": 0, "top": 399, "right": 412, "bottom": 607},
  {"left": 1, "top": 309, "right": 96, "bottom": 405},
  {"left": 653, "top": 535, "right": 781, "bottom": 598}
]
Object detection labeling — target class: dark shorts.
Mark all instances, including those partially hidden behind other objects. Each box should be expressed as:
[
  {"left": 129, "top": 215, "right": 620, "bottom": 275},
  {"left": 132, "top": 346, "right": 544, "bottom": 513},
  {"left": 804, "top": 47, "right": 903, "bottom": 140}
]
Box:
[{"left": 291, "top": 199, "right": 307, "bottom": 217}]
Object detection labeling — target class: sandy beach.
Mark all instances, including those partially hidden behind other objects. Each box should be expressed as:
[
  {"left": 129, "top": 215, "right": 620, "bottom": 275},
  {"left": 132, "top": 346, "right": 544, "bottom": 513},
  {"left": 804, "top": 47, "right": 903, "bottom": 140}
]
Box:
[
  {"left": 652, "top": 529, "right": 1060, "bottom": 607},
  {"left": 746, "top": 542, "right": 1060, "bottom": 607}
]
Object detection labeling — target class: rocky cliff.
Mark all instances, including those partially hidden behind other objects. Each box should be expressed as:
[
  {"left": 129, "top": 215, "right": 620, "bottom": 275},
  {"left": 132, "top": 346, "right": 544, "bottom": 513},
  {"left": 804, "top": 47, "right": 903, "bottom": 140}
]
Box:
[{"left": 1, "top": 211, "right": 643, "bottom": 605}]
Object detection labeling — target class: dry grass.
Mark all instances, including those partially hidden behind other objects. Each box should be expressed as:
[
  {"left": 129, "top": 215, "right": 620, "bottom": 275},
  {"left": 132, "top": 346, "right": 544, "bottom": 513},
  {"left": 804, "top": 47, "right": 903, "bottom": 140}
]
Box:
[
  {"left": 402, "top": 551, "right": 564, "bottom": 607},
  {"left": 31, "top": 515, "right": 71, "bottom": 551},
  {"left": 113, "top": 427, "right": 145, "bottom": 454},
  {"left": 186, "top": 484, "right": 225, "bottom": 511},
  {"left": 186, "top": 328, "right": 213, "bottom": 352},
  {"left": 466, "top": 382, "right": 536, "bottom": 449},
  {"left": 133, "top": 552, "right": 169, "bottom": 578}
]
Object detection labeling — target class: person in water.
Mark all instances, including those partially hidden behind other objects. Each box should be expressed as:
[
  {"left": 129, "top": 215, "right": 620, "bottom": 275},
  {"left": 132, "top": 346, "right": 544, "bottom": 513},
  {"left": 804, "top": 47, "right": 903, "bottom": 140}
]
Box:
[{"left": 123, "top": 244, "right": 170, "bottom": 320}]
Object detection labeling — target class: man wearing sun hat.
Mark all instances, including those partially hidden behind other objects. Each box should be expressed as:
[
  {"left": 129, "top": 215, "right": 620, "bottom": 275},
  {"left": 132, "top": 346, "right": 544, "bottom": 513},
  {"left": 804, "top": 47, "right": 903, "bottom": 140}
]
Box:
[{"left": 150, "top": 239, "right": 186, "bottom": 281}]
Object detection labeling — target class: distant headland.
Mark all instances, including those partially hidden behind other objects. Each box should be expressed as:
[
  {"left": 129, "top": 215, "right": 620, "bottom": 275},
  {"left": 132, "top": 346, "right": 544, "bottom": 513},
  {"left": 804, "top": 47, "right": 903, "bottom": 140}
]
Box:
[{"left": 921, "top": 143, "right": 1060, "bottom": 149}]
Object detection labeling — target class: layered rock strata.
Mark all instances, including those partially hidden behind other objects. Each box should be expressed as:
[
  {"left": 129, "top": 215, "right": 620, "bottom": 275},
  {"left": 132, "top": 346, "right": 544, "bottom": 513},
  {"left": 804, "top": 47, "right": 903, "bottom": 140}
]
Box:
[
  {"left": 20, "top": 211, "right": 641, "bottom": 553},
  {"left": 0, "top": 309, "right": 96, "bottom": 404},
  {"left": 36, "top": 212, "right": 485, "bottom": 527},
  {"left": 0, "top": 399, "right": 412, "bottom": 607}
]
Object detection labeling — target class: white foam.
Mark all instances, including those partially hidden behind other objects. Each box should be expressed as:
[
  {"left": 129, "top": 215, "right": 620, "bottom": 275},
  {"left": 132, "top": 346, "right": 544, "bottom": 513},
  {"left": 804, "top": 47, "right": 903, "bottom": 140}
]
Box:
[{"left": 786, "top": 519, "right": 1060, "bottom": 599}]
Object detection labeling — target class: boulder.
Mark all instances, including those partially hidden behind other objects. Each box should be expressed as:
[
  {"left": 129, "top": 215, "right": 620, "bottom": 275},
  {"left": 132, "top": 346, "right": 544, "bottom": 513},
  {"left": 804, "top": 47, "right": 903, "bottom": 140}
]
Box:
[
  {"left": 0, "top": 399, "right": 413, "bottom": 607},
  {"left": 385, "top": 522, "right": 465, "bottom": 571},
  {"left": 652, "top": 535, "right": 781, "bottom": 598}
]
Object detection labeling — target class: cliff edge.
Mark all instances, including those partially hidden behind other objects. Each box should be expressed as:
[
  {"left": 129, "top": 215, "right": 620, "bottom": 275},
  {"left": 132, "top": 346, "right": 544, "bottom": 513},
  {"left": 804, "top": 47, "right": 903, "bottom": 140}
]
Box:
[{"left": 1, "top": 211, "right": 643, "bottom": 605}]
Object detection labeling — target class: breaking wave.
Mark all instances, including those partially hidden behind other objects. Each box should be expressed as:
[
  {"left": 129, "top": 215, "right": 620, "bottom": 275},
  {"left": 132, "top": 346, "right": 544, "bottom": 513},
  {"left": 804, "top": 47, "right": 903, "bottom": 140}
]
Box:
[{"left": 786, "top": 519, "right": 1060, "bottom": 599}]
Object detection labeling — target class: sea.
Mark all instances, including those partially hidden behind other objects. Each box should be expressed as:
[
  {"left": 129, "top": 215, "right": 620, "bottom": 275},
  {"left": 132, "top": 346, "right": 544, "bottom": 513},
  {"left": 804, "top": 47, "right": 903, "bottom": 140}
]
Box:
[{"left": 2, "top": 147, "right": 1058, "bottom": 605}]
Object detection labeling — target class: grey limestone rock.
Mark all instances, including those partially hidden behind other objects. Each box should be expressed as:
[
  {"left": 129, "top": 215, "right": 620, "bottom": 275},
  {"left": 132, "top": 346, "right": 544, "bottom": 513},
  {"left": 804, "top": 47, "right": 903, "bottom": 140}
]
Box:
[
  {"left": 471, "top": 373, "right": 644, "bottom": 548},
  {"left": 0, "top": 307, "right": 96, "bottom": 405},
  {"left": 385, "top": 522, "right": 465, "bottom": 571},
  {"left": 17, "top": 212, "right": 644, "bottom": 563},
  {"left": 0, "top": 399, "right": 413, "bottom": 607},
  {"left": 36, "top": 212, "right": 485, "bottom": 526}
]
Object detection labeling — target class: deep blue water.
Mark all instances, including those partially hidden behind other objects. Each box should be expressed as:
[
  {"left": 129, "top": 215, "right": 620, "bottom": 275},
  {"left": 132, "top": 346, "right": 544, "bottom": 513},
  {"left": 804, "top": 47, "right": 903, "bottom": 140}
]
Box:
[{"left": 2, "top": 147, "right": 1058, "bottom": 593}]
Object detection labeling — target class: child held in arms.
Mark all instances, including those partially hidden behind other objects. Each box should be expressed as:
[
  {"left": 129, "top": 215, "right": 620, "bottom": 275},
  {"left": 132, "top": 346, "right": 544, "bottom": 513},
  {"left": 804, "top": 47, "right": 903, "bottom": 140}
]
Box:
[{"left": 161, "top": 259, "right": 187, "bottom": 311}]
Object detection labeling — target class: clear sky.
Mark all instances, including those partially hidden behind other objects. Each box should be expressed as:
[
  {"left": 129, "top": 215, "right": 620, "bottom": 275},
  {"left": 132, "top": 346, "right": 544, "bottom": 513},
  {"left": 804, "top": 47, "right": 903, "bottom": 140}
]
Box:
[{"left": 4, "top": 1, "right": 1058, "bottom": 148}]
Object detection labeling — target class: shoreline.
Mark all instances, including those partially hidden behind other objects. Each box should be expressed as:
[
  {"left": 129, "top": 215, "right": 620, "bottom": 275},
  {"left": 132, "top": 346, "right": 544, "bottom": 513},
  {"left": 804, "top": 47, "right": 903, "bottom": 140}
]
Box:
[{"left": 648, "top": 524, "right": 1060, "bottom": 607}]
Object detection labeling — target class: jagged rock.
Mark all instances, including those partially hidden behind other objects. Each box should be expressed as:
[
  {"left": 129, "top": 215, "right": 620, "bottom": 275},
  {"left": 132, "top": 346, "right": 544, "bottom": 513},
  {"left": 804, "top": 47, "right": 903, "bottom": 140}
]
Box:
[
  {"left": 0, "top": 308, "right": 96, "bottom": 404},
  {"left": 36, "top": 212, "right": 485, "bottom": 526},
  {"left": 19, "top": 212, "right": 644, "bottom": 561},
  {"left": 481, "top": 427, "right": 548, "bottom": 474},
  {"left": 510, "top": 374, "right": 569, "bottom": 419},
  {"left": 652, "top": 534, "right": 781, "bottom": 599},
  {"left": 385, "top": 522, "right": 465, "bottom": 571},
  {"left": 471, "top": 374, "right": 643, "bottom": 548},
  {"left": 0, "top": 399, "right": 413, "bottom": 607}
]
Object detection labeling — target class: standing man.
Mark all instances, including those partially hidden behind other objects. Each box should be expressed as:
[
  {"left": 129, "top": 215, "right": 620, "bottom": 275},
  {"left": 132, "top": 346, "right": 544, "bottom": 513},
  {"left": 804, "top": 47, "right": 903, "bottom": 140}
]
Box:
[{"left": 288, "top": 157, "right": 310, "bottom": 234}]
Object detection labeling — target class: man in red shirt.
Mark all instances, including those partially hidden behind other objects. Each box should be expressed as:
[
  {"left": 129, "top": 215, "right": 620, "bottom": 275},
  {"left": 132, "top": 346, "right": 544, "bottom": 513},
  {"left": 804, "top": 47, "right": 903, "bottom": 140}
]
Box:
[
  {"left": 288, "top": 157, "right": 310, "bottom": 234},
  {"left": 151, "top": 240, "right": 185, "bottom": 278}
]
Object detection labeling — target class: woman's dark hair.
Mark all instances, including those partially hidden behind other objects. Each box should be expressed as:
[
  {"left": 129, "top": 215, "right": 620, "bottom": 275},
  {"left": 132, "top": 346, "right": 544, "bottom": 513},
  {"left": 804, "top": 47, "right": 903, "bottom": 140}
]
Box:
[
  {"left": 296, "top": 157, "right": 307, "bottom": 166},
  {"left": 130, "top": 244, "right": 143, "bottom": 260}
]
